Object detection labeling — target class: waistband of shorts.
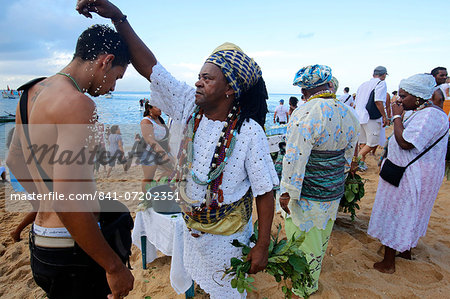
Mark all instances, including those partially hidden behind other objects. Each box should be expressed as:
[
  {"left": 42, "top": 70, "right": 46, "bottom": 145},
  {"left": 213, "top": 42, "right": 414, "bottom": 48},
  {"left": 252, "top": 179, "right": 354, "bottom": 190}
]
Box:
[
  {"left": 31, "top": 222, "right": 100, "bottom": 248},
  {"left": 32, "top": 234, "right": 75, "bottom": 248},
  {"left": 33, "top": 223, "right": 72, "bottom": 237}
]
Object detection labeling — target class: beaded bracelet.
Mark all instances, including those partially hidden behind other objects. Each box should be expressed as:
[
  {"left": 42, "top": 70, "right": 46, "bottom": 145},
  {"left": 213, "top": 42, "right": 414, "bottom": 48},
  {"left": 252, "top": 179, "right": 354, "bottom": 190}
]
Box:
[{"left": 112, "top": 14, "right": 127, "bottom": 25}]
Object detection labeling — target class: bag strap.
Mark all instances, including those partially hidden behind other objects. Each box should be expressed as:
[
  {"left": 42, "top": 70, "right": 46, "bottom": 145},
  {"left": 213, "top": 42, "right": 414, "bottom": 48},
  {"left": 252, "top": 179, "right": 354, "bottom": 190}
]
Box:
[
  {"left": 18, "top": 77, "right": 54, "bottom": 192},
  {"left": 406, "top": 131, "right": 448, "bottom": 167},
  {"left": 343, "top": 94, "right": 351, "bottom": 103},
  {"left": 367, "top": 80, "right": 382, "bottom": 104},
  {"left": 372, "top": 80, "right": 382, "bottom": 93}
]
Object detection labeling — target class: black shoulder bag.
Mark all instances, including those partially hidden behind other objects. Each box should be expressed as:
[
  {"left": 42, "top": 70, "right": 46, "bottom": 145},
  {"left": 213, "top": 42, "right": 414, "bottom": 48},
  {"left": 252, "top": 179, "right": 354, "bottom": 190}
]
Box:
[
  {"left": 365, "top": 80, "right": 383, "bottom": 119},
  {"left": 380, "top": 132, "right": 447, "bottom": 187},
  {"left": 19, "top": 78, "right": 133, "bottom": 268}
]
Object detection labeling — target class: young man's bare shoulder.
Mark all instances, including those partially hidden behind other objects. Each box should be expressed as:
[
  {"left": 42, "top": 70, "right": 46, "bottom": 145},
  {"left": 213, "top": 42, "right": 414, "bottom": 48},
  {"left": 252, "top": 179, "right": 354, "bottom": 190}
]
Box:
[{"left": 53, "top": 93, "right": 97, "bottom": 124}]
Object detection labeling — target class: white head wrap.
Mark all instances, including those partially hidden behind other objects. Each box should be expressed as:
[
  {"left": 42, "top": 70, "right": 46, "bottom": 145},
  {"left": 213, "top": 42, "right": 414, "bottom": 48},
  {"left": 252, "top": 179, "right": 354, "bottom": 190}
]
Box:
[{"left": 399, "top": 73, "right": 436, "bottom": 100}]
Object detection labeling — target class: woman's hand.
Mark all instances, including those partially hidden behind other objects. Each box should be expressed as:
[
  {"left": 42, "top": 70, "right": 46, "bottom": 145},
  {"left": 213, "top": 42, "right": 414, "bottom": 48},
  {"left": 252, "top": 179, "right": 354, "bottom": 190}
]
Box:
[
  {"left": 279, "top": 192, "right": 291, "bottom": 214},
  {"left": 391, "top": 100, "right": 404, "bottom": 117}
]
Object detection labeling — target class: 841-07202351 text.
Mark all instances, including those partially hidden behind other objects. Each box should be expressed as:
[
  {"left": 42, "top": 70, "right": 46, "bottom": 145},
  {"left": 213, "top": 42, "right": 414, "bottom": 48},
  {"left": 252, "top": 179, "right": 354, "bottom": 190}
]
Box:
[{"left": 97, "top": 191, "right": 180, "bottom": 201}]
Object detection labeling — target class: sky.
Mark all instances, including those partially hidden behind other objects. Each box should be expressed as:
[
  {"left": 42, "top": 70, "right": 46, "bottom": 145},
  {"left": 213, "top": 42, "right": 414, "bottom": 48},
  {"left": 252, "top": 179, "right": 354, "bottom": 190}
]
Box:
[{"left": 0, "top": 0, "right": 449, "bottom": 95}]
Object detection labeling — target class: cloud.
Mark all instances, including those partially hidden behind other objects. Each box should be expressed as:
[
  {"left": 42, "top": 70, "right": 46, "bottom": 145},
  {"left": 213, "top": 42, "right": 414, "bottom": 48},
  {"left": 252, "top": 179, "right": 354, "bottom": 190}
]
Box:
[
  {"left": 297, "top": 32, "right": 314, "bottom": 39},
  {"left": 0, "top": 0, "right": 92, "bottom": 61}
]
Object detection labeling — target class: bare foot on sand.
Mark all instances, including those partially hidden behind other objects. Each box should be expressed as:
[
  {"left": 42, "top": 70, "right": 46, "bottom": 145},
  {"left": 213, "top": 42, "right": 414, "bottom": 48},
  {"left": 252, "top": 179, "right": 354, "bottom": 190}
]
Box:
[
  {"left": 396, "top": 250, "right": 411, "bottom": 260},
  {"left": 373, "top": 260, "right": 395, "bottom": 274}
]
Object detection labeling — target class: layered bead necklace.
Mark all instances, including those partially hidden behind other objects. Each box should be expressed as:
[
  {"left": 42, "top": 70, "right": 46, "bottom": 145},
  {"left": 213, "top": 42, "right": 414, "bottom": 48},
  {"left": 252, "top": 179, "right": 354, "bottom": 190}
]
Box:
[
  {"left": 415, "top": 99, "right": 433, "bottom": 111},
  {"left": 306, "top": 90, "right": 337, "bottom": 102},
  {"left": 403, "top": 99, "right": 434, "bottom": 122},
  {"left": 170, "top": 104, "right": 240, "bottom": 212}
]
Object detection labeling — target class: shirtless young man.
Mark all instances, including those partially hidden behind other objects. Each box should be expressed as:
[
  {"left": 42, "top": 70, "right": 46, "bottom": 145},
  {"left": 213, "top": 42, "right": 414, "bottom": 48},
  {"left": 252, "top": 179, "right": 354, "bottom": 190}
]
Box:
[{"left": 7, "top": 25, "right": 133, "bottom": 299}]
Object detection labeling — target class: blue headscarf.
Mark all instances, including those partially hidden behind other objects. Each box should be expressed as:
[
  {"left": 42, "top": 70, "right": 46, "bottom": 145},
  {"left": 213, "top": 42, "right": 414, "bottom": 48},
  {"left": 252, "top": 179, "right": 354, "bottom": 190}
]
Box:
[
  {"left": 293, "top": 64, "right": 332, "bottom": 89},
  {"left": 205, "top": 42, "right": 262, "bottom": 99}
]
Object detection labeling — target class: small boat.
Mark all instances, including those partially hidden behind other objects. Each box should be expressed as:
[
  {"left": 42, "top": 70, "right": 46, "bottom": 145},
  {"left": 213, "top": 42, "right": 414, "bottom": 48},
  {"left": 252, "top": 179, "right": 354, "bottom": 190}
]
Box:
[
  {"left": 1, "top": 88, "right": 21, "bottom": 99},
  {"left": 104, "top": 92, "right": 113, "bottom": 98},
  {"left": 0, "top": 115, "right": 15, "bottom": 123}
]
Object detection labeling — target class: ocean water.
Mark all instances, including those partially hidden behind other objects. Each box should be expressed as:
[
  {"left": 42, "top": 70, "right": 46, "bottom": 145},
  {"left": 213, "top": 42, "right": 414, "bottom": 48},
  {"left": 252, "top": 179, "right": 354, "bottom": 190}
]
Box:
[{"left": 0, "top": 92, "right": 299, "bottom": 157}]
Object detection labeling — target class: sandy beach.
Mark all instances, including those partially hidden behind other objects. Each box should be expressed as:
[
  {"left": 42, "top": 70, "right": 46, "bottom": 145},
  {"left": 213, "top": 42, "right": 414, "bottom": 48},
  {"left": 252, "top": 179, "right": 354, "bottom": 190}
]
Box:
[{"left": 1, "top": 147, "right": 449, "bottom": 299}]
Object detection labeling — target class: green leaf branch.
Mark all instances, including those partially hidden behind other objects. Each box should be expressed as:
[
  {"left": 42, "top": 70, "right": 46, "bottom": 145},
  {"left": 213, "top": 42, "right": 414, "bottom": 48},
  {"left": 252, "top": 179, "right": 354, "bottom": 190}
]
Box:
[
  {"left": 223, "top": 221, "right": 314, "bottom": 298},
  {"left": 339, "top": 173, "right": 366, "bottom": 221}
]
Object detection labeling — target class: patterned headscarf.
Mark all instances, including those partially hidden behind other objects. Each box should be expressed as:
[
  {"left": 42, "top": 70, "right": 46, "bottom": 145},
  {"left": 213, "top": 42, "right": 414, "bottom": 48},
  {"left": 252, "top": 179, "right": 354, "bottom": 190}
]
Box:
[
  {"left": 330, "top": 76, "right": 339, "bottom": 92},
  {"left": 293, "top": 64, "right": 332, "bottom": 89},
  {"left": 205, "top": 42, "right": 262, "bottom": 99},
  {"left": 399, "top": 73, "right": 436, "bottom": 100}
]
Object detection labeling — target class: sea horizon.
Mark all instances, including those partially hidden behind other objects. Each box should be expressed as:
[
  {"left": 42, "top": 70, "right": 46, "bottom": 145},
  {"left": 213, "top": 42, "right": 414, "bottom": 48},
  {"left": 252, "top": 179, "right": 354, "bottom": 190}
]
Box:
[{"left": 1, "top": 91, "right": 307, "bottom": 157}]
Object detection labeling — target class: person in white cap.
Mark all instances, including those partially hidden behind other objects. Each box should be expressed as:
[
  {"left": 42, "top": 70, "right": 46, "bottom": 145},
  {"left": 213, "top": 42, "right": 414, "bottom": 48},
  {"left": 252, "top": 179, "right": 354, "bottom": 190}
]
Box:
[
  {"left": 368, "top": 73, "right": 449, "bottom": 274},
  {"left": 354, "top": 66, "right": 389, "bottom": 170}
]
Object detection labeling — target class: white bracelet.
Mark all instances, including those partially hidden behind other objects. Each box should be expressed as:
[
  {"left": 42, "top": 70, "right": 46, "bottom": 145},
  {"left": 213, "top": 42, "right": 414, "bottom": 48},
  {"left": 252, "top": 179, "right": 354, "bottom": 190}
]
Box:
[{"left": 392, "top": 115, "right": 402, "bottom": 121}]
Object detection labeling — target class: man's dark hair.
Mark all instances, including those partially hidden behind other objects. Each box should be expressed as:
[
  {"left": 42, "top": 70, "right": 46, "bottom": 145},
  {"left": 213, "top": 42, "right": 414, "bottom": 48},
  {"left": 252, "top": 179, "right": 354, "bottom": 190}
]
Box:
[
  {"left": 344, "top": 87, "right": 350, "bottom": 93},
  {"left": 431, "top": 67, "right": 447, "bottom": 77},
  {"left": 392, "top": 91, "right": 397, "bottom": 95},
  {"left": 74, "top": 24, "right": 131, "bottom": 67},
  {"left": 289, "top": 96, "right": 299, "bottom": 107},
  {"left": 143, "top": 102, "right": 166, "bottom": 124}
]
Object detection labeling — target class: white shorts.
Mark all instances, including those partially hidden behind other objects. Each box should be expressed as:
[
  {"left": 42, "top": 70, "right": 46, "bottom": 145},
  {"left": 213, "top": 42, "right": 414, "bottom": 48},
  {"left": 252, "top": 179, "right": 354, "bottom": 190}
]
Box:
[{"left": 359, "top": 120, "right": 381, "bottom": 147}]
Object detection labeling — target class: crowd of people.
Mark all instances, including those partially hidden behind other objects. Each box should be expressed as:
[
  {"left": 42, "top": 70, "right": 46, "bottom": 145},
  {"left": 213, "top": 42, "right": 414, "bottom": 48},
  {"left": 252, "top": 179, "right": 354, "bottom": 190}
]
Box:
[{"left": 2, "top": 0, "right": 449, "bottom": 298}]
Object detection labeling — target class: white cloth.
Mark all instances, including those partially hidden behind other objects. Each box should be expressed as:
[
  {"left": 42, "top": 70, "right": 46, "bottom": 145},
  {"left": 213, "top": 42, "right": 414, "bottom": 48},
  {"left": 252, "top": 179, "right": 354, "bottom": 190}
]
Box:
[
  {"left": 355, "top": 78, "right": 387, "bottom": 124},
  {"left": 149, "top": 62, "right": 278, "bottom": 298},
  {"left": 399, "top": 74, "right": 435, "bottom": 100},
  {"left": 434, "top": 84, "right": 449, "bottom": 101},
  {"left": 275, "top": 104, "right": 289, "bottom": 122},
  {"left": 368, "top": 107, "right": 449, "bottom": 252},
  {"left": 132, "top": 209, "right": 192, "bottom": 294},
  {"left": 379, "top": 126, "right": 386, "bottom": 147},
  {"left": 440, "top": 83, "right": 449, "bottom": 99},
  {"left": 338, "top": 93, "right": 354, "bottom": 107}
]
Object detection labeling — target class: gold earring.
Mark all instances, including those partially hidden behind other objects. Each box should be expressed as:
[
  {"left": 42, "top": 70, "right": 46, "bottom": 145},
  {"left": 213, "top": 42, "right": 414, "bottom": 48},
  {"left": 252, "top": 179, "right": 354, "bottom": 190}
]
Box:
[{"left": 415, "top": 99, "right": 420, "bottom": 106}]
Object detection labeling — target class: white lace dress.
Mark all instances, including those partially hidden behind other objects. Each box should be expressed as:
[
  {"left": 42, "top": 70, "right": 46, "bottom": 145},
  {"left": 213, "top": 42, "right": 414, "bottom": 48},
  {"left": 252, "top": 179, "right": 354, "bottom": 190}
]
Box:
[
  {"left": 368, "top": 107, "right": 449, "bottom": 252},
  {"left": 149, "top": 62, "right": 279, "bottom": 298}
]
